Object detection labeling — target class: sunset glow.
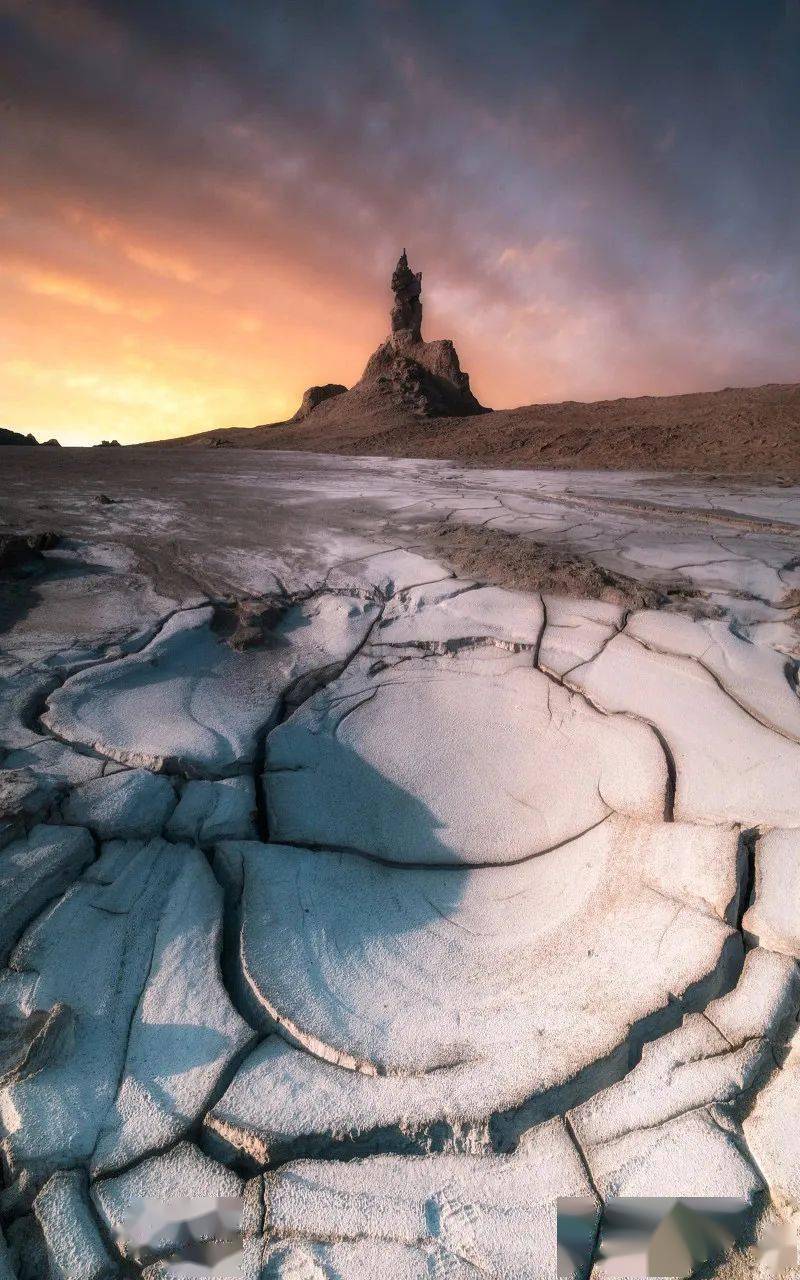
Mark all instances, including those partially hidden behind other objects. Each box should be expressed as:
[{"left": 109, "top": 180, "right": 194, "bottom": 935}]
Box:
[{"left": 2, "top": 0, "right": 799, "bottom": 444}]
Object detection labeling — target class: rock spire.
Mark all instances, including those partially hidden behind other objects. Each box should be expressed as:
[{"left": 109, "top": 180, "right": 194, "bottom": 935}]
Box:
[{"left": 390, "top": 249, "right": 423, "bottom": 343}]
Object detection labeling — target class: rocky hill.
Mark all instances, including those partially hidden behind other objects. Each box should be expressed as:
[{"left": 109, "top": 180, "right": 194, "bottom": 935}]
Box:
[
  {"left": 167, "top": 378, "right": 800, "bottom": 478},
  {"left": 145, "top": 252, "right": 800, "bottom": 476},
  {"left": 1, "top": 428, "right": 60, "bottom": 446}
]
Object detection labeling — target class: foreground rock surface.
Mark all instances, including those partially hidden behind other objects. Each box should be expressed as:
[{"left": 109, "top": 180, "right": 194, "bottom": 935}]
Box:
[
  {"left": 266, "top": 657, "right": 669, "bottom": 863},
  {"left": 256, "top": 1119, "right": 597, "bottom": 1280},
  {"left": 43, "top": 595, "right": 377, "bottom": 776},
  {"left": 0, "top": 838, "right": 253, "bottom": 1187},
  {"left": 1, "top": 451, "right": 799, "bottom": 1278}
]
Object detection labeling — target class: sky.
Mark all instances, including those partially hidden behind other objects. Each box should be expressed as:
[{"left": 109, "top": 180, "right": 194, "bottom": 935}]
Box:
[{"left": 2, "top": 0, "right": 799, "bottom": 445}]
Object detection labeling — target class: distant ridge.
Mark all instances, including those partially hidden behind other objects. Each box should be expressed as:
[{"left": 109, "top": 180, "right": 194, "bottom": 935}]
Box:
[
  {"left": 149, "top": 379, "right": 800, "bottom": 478},
  {"left": 0, "top": 428, "right": 61, "bottom": 447}
]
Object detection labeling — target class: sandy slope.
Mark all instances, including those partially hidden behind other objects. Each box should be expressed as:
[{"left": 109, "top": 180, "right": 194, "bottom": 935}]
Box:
[{"left": 153, "top": 380, "right": 800, "bottom": 477}]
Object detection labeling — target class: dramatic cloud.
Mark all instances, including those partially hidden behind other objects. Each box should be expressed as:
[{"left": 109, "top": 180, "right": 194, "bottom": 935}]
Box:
[{"left": 1, "top": 0, "right": 798, "bottom": 442}]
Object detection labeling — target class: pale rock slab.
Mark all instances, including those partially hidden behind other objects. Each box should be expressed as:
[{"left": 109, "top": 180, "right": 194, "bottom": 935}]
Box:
[
  {"left": 0, "top": 766, "right": 31, "bottom": 848},
  {"left": 260, "top": 1240, "right": 439, "bottom": 1279},
  {"left": 203, "top": 1033, "right": 459, "bottom": 1166},
  {"left": 33, "top": 1169, "right": 118, "bottom": 1279},
  {"left": 92, "top": 1141, "right": 243, "bottom": 1264},
  {"left": 538, "top": 595, "right": 626, "bottom": 678},
  {"left": 1, "top": 538, "right": 174, "bottom": 670},
  {"left": 0, "top": 769, "right": 44, "bottom": 825},
  {"left": 702, "top": 947, "right": 800, "bottom": 1046},
  {"left": 748, "top": 617, "right": 800, "bottom": 657},
  {"left": 236, "top": 824, "right": 736, "bottom": 1076},
  {"left": 0, "top": 838, "right": 252, "bottom": 1185},
  {"left": 567, "top": 632, "right": 800, "bottom": 827},
  {"left": 744, "top": 1036, "right": 800, "bottom": 1211},
  {"left": 377, "top": 575, "right": 479, "bottom": 611},
  {"left": 207, "top": 821, "right": 738, "bottom": 1152},
  {"left": 375, "top": 582, "right": 544, "bottom": 651},
  {"left": 91, "top": 845, "right": 256, "bottom": 1176},
  {"left": 0, "top": 824, "right": 94, "bottom": 965},
  {"left": 0, "top": 667, "right": 64, "bottom": 753},
  {"left": 257, "top": 1119, "right": 597, "bottom": 1280},
  {"left": 3, "top": 1216, "right": 47, "bottom": 1280},
  {"left": 0, "top": 1002, "right": 75, "bottom": 1096},
  {"left": 61, "top": 769, "right": 177, "bottom": 839},
  {"left": 0, "top": 814, "right": 23, "bottom": 852},
  {"left": 43, "top": 595, "right": 377, "bottom": 776},
  {"left": 625, "top": 821, "right": 744, "bottom": 922},
  {"left": 610, "top": 537, "right": 787, "bottom": 605},
  {"left": 569, "top": 950, "right": 799, "bottom": 1152},
  {"left": 211, "top": 842, "right": 246, "bottom": 910},
  {"left": 2, "top": 739, "right": 105, "bottom": 797},
  {"left": 743, "top": 829, "right": 800, "bottom": 958},
  {"left": 266, "top": 658, "right": 669, "bottom": 864},
  {"left": 582, "top": 1107, "right": 763, "bottom": 1201},
  {"left": 0, "top": 817, "right": 23, "bottom": 853},
  {"left": 326, "top": 548, "right": 453, "bottom": 596},
  {"left": 166, "top": 777, "right": 257, "bottom": 845},
  {"left": 570, "top": 1018, "right": 761, "bottom": 1154},
  {"left": 0, "top": 650, "right": 108, "bottom": 808},
  {"left": 625, "top": 610, "right": 800, "bottom": 742}
]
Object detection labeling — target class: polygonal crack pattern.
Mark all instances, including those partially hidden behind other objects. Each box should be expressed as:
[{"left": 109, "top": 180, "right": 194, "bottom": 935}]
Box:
[{"left": 0, "top": 480, "right": 799, "bottom": 1280}]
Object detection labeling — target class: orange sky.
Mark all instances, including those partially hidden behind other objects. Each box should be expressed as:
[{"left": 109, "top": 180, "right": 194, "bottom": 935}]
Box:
[
  {"left": 2, "top": 0, "right": 798, "bottom": 446},
  {"left": 1, "top": 202, "right": 391, "bottom": 445},
  {"left": 0, "top": 196, "right": 600, "bottom": 445}
]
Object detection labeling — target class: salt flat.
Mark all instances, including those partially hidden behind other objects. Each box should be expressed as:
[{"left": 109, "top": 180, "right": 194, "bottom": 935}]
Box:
[{"left": 0, "top": 446, "right": 799, "bottom": 1278}]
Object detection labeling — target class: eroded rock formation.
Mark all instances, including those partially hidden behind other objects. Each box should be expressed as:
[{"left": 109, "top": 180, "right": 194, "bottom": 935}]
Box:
[
  {"left": 390, "top": 248, "right": 423, "bottom": 341},
  {"left": 292, "top": 383, "right": 347, "bottom": 422},
  {"left": 360, "top": 249, "right": 486, "bottom": 417},
  {"left": 288, "top": 251, "right": 487, "bottom": 427}
]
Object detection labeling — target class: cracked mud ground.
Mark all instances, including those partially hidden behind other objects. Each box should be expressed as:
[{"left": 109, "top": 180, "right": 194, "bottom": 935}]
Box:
[{"left": 1, "top": 447, "right": 800, "bottom": 1279}]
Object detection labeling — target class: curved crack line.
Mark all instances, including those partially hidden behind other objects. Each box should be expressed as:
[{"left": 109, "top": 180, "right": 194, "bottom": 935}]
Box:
[
  {"left": 267, "top": 813, "right": 614, "bottom": 873},
  {"left": 543, "top": 652, "right": 677, "bottom": 823},
  {"left": 619, "top": 629, "right": 800, "bottom": 747},
  {"left": 238, "top": 932, "right": 379, "bottom": 1078}
]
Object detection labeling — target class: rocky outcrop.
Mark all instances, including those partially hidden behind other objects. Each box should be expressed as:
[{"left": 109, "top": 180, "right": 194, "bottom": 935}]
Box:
[
  {"left": 0, "top": 429, "right": 38, "bottom": 446},
  {"left": 390, "top": 249, "right": 423, "bottom": 341},
  {"left": 358, "top": 250, "right": 486, "bottom": 417},
  {"left": 292, "top": 383, "right": 347, "bottom": 421},
  {"left": 0, "top": 532, "right": 58, "bottom": 572},
  {"left": 361, "top": 333, "right": 484, "bottom": 418},
  {"left": 287, "top": 252, "right": 487, "bottom": 428}
]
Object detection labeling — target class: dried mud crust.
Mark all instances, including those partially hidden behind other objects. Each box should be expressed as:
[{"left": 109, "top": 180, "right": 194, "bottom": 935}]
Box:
[
  {"left": 1, "top": 466, "right": 800, "bottom": 1277},
  {"left": 425, "top": 520, "right": 708, "bottom": 610}
]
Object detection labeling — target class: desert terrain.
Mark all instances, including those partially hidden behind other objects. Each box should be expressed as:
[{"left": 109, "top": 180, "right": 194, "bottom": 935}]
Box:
[
  {"left": 4, "top": 0, "right": 800, "bottom": 1270},
  {"left": 0, "top": 444, "right": 799, "bottom": 1276},
  {"left": 143, "top": 252, "right": 800, "bottom": 479},
  {"left": 165, "top": 381, "right": 800, "bottom": 480}
]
